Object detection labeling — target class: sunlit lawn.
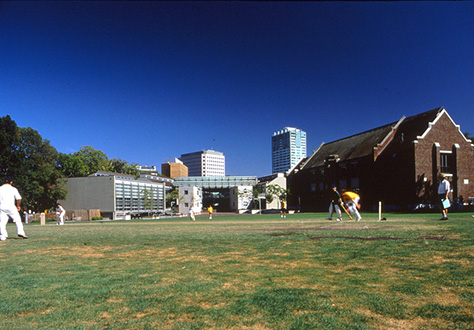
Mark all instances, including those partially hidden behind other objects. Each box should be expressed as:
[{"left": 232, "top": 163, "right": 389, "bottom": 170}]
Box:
[{"left": 1, "top": 212, "right": 473, "bottom": 329}]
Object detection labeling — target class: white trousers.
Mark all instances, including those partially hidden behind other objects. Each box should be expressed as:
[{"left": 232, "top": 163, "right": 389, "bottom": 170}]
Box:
[
  {"left": 57, "top": 213, "right": 65, "bottom": 225},
  {"left": 345, "top": 199, "right": 361, "bottom": 220},
  {"left": 329, "top": 202, "right": 342, "bottom": 219},
  {"left": 0, "top": 209, "right": 26, "bottom": 240}
]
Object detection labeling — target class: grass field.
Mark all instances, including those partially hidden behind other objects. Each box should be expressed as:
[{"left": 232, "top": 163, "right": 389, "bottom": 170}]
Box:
[{"left": 1, "top": 212, "right": 473, "bottom": 330}]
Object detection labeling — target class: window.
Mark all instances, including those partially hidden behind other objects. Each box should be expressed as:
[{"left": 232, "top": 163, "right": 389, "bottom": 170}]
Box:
[{"left": 440, "top": 152, "right": 453, "bottom": 174}]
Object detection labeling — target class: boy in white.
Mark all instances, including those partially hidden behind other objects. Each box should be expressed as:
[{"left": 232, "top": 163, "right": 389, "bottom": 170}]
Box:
[
  {"left": 0, "top": 177, "right": 28, "bottom": 240},
  {"left": 56, "top": 203, "right": 66, "bottom": 225}
]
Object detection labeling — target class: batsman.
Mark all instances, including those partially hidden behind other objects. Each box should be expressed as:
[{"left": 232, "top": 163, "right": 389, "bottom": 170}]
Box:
[{"left": 342, "top": 190, "right": 362, "bottom": 222}]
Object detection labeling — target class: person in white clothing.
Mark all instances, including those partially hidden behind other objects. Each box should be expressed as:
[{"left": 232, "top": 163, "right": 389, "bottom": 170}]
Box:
[
  {"left": 188, "top": 205, "right": 196, "bottom": 221},
  {"left": 437, "top": 174, "right": 451, "bottom": 220},
  {"left": 0, "top": 177, "right": 28, "bottom": 240},
  {"left": 56, "top": 203, "right": 66, "bottom": 225}
]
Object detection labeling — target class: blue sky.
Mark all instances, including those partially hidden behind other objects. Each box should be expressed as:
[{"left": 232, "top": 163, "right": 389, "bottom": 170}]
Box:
[{"left": 2, "top": 1, "right": 473, "bottom": 177}]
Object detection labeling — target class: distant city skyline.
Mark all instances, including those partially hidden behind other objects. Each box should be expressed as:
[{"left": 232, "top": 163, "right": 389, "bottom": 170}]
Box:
[{"left": 3, "top": 2, "right": 473, "bottom": 177}]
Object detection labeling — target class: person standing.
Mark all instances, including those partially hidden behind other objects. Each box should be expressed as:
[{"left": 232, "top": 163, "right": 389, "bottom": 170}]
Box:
[
  {"left": 208, "top": 205, "right": 213, "bottom": 220},
  {"left": 328, "top": 185, "right": 343, "bottom": 221},
  {"left": 280, "top": 199, "right": 287, "bottom": 218},
  {"left": 0, "top": 177, "right": 28, "bottom": 240},
  {"left": 342, "top": 190, "right": 362, "bottom": 222},
  {"left": 438, "top": 174, "right": 451, "bottom": 220},
  {"left": 188, "top": 205, "right": 196, "bottom": 221},
  {"left": 56, "top": 203, "right": 66, "bottom": 225}
]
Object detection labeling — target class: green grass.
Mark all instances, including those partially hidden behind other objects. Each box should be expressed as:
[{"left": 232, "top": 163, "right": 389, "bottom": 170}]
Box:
[{"left": 0, "top": 212, "right": 473, "bottom": 329}]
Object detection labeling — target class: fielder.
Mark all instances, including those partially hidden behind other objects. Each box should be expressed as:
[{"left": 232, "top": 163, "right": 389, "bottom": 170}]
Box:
[
  {"left": 280, "top": 199, "right": 287, "bottom": 218},
  {"left": 342, "top": 190, "right": 362, "bottom": 222},
  {"left": 0, "top": 177, "right": 28, "bottom": 240}
]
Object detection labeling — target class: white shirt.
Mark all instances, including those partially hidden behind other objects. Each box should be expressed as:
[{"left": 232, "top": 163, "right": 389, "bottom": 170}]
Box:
[
  {"left": 57, "top": 205, "right": 66, "bottom": 215},
  {"left": 438, "top": 179, "right": 450, "bottom": 195},
  {"left": 0, "top": 184, "right": 22, "bottom": 212}
]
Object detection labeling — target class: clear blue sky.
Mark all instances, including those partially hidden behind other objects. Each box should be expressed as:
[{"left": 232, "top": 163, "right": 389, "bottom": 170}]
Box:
[{"left": 2, "top": 1, "right": 473, "bottom": 177}]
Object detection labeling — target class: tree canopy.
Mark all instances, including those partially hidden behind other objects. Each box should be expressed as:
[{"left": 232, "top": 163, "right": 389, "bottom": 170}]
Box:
[
  {"left": 0, "top": 116, "right": 66, "bottom": 211},
  {"left": 0, "top": 116, "right": 139, "bottom": 211}
]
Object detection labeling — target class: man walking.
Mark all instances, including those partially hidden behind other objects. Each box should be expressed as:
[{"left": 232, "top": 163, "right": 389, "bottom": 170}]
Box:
[
  {"left": 438, "top": 174, "right": 451, "bottom": 220},
  {"left": 328, "top": 185, "right": 343, "bottom": 221},
  {"left": 0, "top": 177, "right": 28, "bottom": 240}
]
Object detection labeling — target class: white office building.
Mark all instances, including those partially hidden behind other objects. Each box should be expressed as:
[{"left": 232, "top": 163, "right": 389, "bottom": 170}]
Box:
[
  {"left": 179, "top": 150, "right": 225, "bottom": 177},
  {"left": 59, "top": 171, "right": 166, "bottom": 219},
  {"left": 272, "top": 127, "right": 307, "bottom": 174}
]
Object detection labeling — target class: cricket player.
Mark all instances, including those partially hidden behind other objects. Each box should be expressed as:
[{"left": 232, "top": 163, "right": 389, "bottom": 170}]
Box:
[
  {"left": 280, "top": 199, "right": 287, "bottom": 218},
  {"left": 328, "top": 185, "right": 343, "bottom": 221},
  {"left": 56, "top": 203, "right": 66, "bottom": 225},
  {"left": 342, "top": 190, "right": 362, "bottom": 222},
  {"left": 0, "top": 177, "right": 28, "bottom": 240}
]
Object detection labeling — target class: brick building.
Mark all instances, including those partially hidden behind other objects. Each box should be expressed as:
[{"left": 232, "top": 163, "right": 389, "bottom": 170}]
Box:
[
  {"left": 287, "top": 107, "right": 474, "bottom": 211},
  {"left": 161, "top": 159, "right": 188, "bottom": 179}
]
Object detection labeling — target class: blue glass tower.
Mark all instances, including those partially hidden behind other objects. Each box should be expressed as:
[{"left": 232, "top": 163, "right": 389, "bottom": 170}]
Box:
[{"left": 272, "top": 127, "right": 307, "bottom": 174}]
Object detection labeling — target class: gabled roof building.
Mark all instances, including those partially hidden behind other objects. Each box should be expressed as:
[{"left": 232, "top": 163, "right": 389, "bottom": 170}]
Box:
[{"left": 287, "top": 107, "right": 474, "bottom": 211}]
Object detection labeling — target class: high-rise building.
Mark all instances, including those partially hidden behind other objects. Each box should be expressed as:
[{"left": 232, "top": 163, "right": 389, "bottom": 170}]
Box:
[
  {"left": 179, "top": 150, "right": 225, "bottom": 177},
  {"left": 272, "top": 127, "right": 307, "bottom": 174}
]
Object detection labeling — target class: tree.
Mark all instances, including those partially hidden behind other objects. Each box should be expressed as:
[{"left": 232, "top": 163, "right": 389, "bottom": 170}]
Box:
[
  {"left": 265, "top": 184, "right": 290, "bottom": 203},
  {"left": 0, "top": 115, "right": 20, "bottom": 179},
  {"left": 110, "top": 158, "right": 140, "bottom": 177},
  {"left": 464, "top": 132, "right": 473, "bottom": 140},
  {"left": 73, "top": 146, "right": 111, "bottom": 175},
  {"left": 0, "top": 118, "right": 67, "bottom": 212},
  {"left": 16, "top": 127, "right": 67, "bottom": 211},
  {"left": 57, "top": 153, "right": 89, "bottom": 178},
  {"left": 166, "top": 188, "right": 183, "bottom": 212}
]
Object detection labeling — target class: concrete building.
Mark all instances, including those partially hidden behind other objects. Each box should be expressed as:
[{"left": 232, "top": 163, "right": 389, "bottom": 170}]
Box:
[
  {"left": 179, "top": 150, "right": 225, "bottom": 177},
  {"left": 179, "top": 186, "right": 203, "bottom": 215},
  {"left": 287, "top": 107, "right": 474, "bottom": 211},
  {"left": 59, "top": 171, "right": 166, "bottom": 219},
  {"left": 161, "top": 158, "right": 188, "bottom": 178},
  {"left": 136, "top": 165, "right": 159, "bottom": 176},
  {"left": 174, "top": 176, "right": 257, "bottom": 214},
  {"left": 257, "top": 173, "right": 287, "bottom": 210},
  {"left": 272, "top": 127, "right": 307, "bottom": 174}
]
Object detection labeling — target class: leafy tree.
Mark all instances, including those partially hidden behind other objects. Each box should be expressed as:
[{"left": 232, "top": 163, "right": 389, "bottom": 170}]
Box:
[
  {"left": 0, "top": 115, "right": 21, "bottom": 179},
  {"left": 16, "top": 127, "right": 67, "bottom": 211},
  {"left": 57, "top": 153, "right": 89, "bottom": 178},
  {"left": 265, "top": 184, "right": 290, "bottom": 203},
  {"left": 110, "top": 158, "right": 140, "bottom": 177},
  {"left": 464, "top": 132, "right": 473, "bottom": 140},
  {"left": 0, "top": 117, "right": 67, "bottom": 212},
  {"left": 166, "top": 188, "right": 183, "bottom": 212},
  {"left": 73, "top": 145, "right": 111, "bottom": 175}
]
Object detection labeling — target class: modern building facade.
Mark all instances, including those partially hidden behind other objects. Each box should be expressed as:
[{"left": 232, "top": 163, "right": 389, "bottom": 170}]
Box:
[
  {"left": 174, "top": 176, "right": 257, "bottom": 214},
  {"left": 287, "top": 107, "right": 474, "bottom": 212},
  {"left": 59, "top": 171, "right": 166, "bottom": 219},
  {"left": 179, "top": 150, "right": 225, "bottom": 177},
  {"left": 272, "top": 127, "right": 307, "bottom": 174},
  {"left": 136, "top": 165, "right": 159, "bottom": 176}
]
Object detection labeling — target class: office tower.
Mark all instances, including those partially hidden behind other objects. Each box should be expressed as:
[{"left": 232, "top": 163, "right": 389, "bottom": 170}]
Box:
[
  {"left": 180, "top": 150, "right": 225, "bottom": 177},
  {"left": 272, "top": 127, "right": 307, "bottom": 174}
]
